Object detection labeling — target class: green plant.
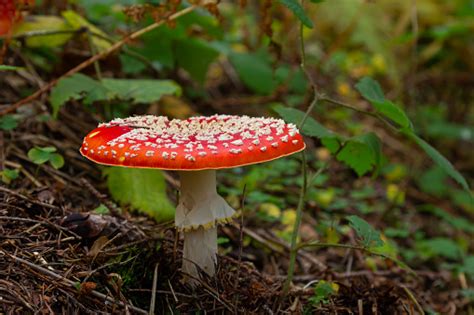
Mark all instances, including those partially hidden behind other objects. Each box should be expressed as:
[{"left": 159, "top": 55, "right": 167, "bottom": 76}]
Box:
[
  {"left": 0, "top": 115, "right": 18, "bottom": 130},
  {"left": 0, "top": 168, "right": 19, "bottom": 184},
  {"left": 103, "top": 167, "right": 174, "bottom": 222},
  {"left": 278, "top": 0, "right": 472, "bottom": 294},
  {"left": 308, "top": 280, "right": 337, "bottom": 306},
  {"left": 0, "top": 65, "right": 24, "bottom": 71},
  {"left": 27, "top": 146, "right": 64, "bottom": 169},
  {"left": 50, "top": 74, "right": 181, "bottom": 118}
]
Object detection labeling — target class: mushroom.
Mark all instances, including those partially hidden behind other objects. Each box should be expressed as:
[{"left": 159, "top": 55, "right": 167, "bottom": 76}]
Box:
[{"left": 80, "top": 115, "right": 305, "bottom": 282}]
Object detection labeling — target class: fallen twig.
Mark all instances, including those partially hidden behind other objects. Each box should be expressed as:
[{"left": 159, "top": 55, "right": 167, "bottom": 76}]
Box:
[
  {"left": 0, "top": 186, "right": 58, "bottom": 209},
  {"left": 149, "top": 263, "right": 159, "bottom": 315}
]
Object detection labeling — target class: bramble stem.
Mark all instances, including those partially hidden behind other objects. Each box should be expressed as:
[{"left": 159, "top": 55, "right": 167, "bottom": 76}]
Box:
[{"left": 283, "top": 0, "right": 315, "bottom": 295}]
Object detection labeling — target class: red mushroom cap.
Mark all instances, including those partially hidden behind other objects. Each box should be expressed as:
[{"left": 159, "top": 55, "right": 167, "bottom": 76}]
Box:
[{"left": 80, "top": 115, "right": 306, "bottom": 170}]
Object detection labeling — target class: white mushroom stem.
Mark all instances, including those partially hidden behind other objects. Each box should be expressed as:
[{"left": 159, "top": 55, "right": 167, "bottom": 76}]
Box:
[
  {"left": 175, "top": 170, "right": 235, "bottom": 280},
  {"left": 182, "top": 226, "right": 217, "bottom": 278}
]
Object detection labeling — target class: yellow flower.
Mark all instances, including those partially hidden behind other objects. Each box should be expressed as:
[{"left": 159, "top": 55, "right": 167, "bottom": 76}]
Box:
[
  {"left": 259, "top": 203, "right": 281, "bottom": 219},
  {"left": 383, "top": 164, "right": 407, "bottom": 182},
  {"left": 315, "top": 188, "right": 336, "bottom": 208},
  {"left": 371, "top": 54, "right": 386, "bottom": 73},
  {"left": 281, "top": 209, "right": 297, "bottom": 228},
  {"left": 337, "top": 82, "right": 352, "bottom": 97},
  {"left": 386, "top": 184, "right": 405, "bottom": 205},
  {"left": 350, "top": 65, "right": 372, "bottom": 78}
]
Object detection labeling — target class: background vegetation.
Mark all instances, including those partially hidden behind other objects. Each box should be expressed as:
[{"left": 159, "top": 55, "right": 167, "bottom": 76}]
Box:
[{"left": 0, "top": 0, "right": 473, "bottom": 313}]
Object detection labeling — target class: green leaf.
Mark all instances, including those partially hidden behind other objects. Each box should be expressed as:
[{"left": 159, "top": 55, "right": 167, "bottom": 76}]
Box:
[
  {"left": 451, "top": 189, "right": 474, "bottom": 213},
  {"left": 462, "top": 289, "right": 474, "bottom": 301},
  {"left": 374, "top": 100, "right": 411, "bottom": 129},
  {"left": 27, "top": 146, "right": 64, "bottom": 169},
  {"left": 418, "top": 166, "right": 448, "bottom": 196},
  {"left": 0, "top": 115, "right": 19, "bottom": 130},
  {"left": 102, "top": 79, "right": 181, "bottom": 103},
  {"left": 355, "top": 77, "right": 411, "bottom": 128},
  {"left": 279, "top": 0, "right": 314, "bottom": 28},
  {"left": 321, "top": 137, "right": 341, "bottom": 154},
  {"left": 39, "top": 146, "right": 57, "bottom": 153},
  {"left": 461, "top": 256, "right": 474, "bottom": 278},
  {"left": 104, "top": 167, "right": 175, "bottom": 222},
  {"left": 49, "top": 153, "right": 65, "bottom": 169},
  {"left": 336, "top": 133, "right": 382, "bottom": 177},
  {"left": 336, "top": 142, "right": 372, "bottom": 176},
  {"left": 0, "top": 65, "right": 24, "bottom": 71},
  {"left": 1, "top": 168, "right": 20, "bottom": 184},
  {"left": 62, "top": 10, "right": 111, "bottom": 52},
  {"left": 28, "top": 147, "right": 52, "bottom": 165},
  {"left": 119, "top": 53, "right": 147, "bottom": 75},
  {"left": 419, "top": 205, "right": 474, "bottom": 233},
  {"left": 355, "top": 77, "right": 385, "bottom": 103},
  {"left": 229, "top": 52, "right": 276, "bottom": 95},
  {"left": 50, "top": 74, "right": 181, "bottom": 116},
  {"left": 174, "top": 38, "right": 219, "bottom": 83},
  {"left": 273, "top": 105, "right": 336, "bottom": 139},
  {"left": 50, "top": 74, "right": 106, "bottom": 117},
  {"left": 370, "top": 237, "right": 399, "bottom": 259},
  {"left": 309, "top": 281, "right": 335, "bottom": 305},
  {"left": 425, "top": 121, "right": 474, "bottom": 141},
  {"left": 93, "top": 204, "right": 110, "bottom": 215},
  {"left": 140, "top": 28, "right": 176, "bottom": 68},
  {"left": 13, "top": 15, "right": 73, "bottom": 47},
  {"left": 358, "top": 132, "right": 382, "bottom": 176},
  {"left": 217, "top": 237, "right": 230, "bottom": 245},
  {"left": 347, "top": 215, "right": 384, "bottom": 248},
  {"left": 416, "top": 238, "right": 462, "bottom": 260},
  {"left": 405, "top": 132, "right": 470, "bottom": 192},
  {"left": 288, "top": 68, "right": 308, "bottom": 94}
]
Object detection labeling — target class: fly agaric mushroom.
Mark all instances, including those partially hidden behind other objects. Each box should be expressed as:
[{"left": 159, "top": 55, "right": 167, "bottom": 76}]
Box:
[{"left": 80, "top": 115, "right": 305, "bottom": 281}]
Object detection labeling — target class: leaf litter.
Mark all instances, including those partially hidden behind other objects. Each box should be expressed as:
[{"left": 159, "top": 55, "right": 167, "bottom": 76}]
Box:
[{"left": 0, "top": 105, "right": 470, "bottom": 314}]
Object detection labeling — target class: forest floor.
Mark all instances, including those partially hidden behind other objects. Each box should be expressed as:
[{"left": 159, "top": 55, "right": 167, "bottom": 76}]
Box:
[
  {"left": 1, "top": 102, "right": 471, "bottom": 314},
  {"left": 1, "top": 2, "right": 473, "bottom": 312}
]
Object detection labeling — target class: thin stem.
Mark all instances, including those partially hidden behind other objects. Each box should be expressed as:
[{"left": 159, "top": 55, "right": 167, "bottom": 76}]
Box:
[
  {"left": 149, "top": 262, "right": 159, "bottom": 315},
  {"left": 3, "top": 27, "right": 158, "bottom": 75},
  {"left": 320, "top": 97, "right": 400, "bottom": 133},
  {"left": 298, "top": 95, "right": 318, "bottom": 130},
  {"left": 306, "top": 159, "right": 330, "bottom": 190},
  {"left": 402, "top": 286, "right": 425, "bottom": 315},
  {"left": 87, "top": 30, "right": 102, "bottom": 81},
  {"left": 320, "top": 97, "right": 373, "bottom": 115},
  {"left": 283, "top": 151, "right": 307, "bottom": 294},
  {"left": 299, "top": 2, "right": 306, "bottom": 70},
  {"left": 283, "top": 0, "right": 322, "bottom": 295},
  {"left": 0, "top": 28, "right": 88, "bottom": 40}
]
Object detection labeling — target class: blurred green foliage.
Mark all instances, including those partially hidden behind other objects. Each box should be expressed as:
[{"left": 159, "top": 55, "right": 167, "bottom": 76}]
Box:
[{"left": 3, "top": 1, "right": 472, "bottom": 301}]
